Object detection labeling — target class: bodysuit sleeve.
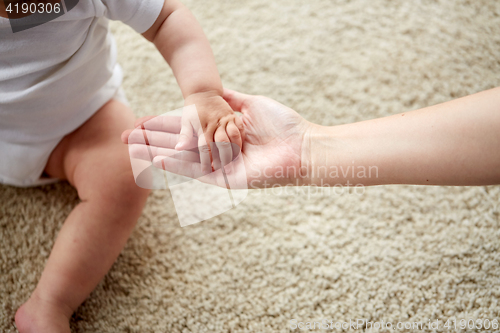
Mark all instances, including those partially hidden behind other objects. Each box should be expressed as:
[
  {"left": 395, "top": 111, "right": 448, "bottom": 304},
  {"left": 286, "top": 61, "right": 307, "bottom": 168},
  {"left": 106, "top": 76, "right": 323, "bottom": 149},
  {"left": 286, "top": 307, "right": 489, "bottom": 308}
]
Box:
[{"left": 98, "top": 0, "right": 165, "bottom": 34}]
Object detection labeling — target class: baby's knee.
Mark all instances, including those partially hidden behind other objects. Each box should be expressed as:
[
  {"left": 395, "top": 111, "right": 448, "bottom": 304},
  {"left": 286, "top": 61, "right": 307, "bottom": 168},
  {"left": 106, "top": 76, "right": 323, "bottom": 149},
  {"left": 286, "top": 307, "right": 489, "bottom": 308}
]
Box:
[{"left": 92, "top": 171, "right": 150, "bottom": 218}]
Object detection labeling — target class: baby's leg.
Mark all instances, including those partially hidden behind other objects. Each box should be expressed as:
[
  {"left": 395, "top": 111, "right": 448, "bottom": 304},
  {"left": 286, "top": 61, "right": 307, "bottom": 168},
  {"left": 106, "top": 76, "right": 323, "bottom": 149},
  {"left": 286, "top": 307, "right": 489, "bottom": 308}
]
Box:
[{"left": 15, "top": 99, "right": 150, "bottom": 333}]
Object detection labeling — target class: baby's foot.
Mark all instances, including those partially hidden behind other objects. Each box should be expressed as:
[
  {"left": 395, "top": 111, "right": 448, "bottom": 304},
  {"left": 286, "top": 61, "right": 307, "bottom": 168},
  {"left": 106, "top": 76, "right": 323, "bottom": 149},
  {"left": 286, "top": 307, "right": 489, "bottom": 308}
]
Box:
[{"left": 15, "top": 294, "right": 71, "bottom": 333}]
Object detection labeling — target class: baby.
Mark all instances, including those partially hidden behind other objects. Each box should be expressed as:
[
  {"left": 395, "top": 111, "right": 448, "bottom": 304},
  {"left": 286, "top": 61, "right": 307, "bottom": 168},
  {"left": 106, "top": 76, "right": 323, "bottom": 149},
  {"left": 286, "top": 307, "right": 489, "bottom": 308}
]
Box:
[{"left": 0, "top": 0, "right": 242, "bottom": 332}]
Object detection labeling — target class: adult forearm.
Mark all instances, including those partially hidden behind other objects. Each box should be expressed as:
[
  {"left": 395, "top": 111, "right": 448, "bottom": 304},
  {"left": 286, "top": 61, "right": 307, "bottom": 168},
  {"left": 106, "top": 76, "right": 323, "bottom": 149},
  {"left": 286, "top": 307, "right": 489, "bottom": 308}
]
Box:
[{"left": 303, "top": 87, "right": 500, "bottom": 186}]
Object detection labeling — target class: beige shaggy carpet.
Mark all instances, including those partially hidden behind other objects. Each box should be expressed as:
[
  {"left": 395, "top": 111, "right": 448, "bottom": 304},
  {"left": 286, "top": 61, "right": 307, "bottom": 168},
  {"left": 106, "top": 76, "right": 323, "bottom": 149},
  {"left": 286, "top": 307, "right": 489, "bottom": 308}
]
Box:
[{"left": 2, "top": 0, "right": 500, "bottom": 332}]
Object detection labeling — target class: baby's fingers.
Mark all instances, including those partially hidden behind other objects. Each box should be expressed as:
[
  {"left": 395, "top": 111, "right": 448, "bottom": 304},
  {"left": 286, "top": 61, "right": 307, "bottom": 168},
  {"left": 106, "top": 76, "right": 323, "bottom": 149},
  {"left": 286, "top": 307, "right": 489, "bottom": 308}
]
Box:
[
  {"left": 226, "top": 120, "right": 242, "bottom": 150},
  {"left": 214, "top": 126, "right": 233, "bottom": 169}
]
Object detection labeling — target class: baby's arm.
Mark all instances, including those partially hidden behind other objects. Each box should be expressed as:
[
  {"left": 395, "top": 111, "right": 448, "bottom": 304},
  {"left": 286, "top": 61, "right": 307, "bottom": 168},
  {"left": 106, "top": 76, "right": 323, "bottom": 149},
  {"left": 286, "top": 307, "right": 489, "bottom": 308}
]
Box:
[{"left": 142, "top": 0, "right": 243, "bottom": 173}]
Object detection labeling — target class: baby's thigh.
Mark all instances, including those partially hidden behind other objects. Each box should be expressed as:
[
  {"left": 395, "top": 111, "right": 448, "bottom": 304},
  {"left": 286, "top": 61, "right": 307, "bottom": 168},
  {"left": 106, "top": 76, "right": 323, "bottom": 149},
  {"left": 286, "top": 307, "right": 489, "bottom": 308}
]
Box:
[{"left": 45, "top": 99, "right": 145, "bottom": 205}]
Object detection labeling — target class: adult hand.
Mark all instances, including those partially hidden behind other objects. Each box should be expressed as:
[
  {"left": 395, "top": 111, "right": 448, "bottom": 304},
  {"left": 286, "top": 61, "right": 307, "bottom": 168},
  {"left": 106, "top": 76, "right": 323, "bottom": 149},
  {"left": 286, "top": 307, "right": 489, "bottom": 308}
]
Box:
[
  {"left": 122, "top": 89, "right": 316, "bottom": 189},
  {"left": 123, "top": 87, "right": 500, "bottom": 189}
]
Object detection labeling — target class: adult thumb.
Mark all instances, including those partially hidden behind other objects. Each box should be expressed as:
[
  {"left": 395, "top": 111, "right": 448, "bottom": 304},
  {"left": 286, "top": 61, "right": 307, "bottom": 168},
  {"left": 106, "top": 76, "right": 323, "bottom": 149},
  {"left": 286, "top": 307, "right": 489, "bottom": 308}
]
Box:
[{"left": 222, "top": 88, "right": 253, "bottom": 113}]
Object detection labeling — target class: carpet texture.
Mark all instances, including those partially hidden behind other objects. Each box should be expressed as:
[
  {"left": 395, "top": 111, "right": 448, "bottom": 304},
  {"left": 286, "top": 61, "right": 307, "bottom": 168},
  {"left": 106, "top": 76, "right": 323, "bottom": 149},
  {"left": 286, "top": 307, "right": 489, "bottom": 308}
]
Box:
[{"left": 2, "top": 0, "right": 500, "bottom": 332}]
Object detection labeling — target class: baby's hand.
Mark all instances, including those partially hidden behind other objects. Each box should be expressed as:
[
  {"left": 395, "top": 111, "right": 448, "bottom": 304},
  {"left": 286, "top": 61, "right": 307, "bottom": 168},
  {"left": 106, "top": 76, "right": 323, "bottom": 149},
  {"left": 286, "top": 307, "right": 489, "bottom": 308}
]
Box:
[{"left": 178, "top": 91, "right": 244, "bottom": 174}]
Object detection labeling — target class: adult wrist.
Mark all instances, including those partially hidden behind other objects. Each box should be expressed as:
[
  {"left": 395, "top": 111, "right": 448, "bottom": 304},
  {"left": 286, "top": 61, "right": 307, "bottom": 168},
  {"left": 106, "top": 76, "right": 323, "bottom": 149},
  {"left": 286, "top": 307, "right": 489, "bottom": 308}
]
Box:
[
  {"left": 301, "top": 124, "right": 350, "bottom": 187},
  {"left": 300, "top": 123, "right": 327, "bottom": 186}
]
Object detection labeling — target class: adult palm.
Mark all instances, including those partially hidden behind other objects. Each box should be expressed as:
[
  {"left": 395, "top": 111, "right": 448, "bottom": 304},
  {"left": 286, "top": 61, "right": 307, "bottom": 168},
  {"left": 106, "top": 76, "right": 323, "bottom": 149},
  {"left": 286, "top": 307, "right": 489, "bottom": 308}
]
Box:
[{"left": 224, "top": 89, "right": 312, "bottom": 187}]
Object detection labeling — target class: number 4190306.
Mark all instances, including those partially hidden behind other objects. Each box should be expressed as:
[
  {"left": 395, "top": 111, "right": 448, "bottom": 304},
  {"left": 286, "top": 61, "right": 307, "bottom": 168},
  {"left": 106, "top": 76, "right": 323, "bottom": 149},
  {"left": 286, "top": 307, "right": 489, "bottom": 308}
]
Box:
[
  {"left": 6, "top": 1, "right": 61, "bottom": 15},
  {"left": 444, "top": 318, "right": 498, "bottom": 330}
]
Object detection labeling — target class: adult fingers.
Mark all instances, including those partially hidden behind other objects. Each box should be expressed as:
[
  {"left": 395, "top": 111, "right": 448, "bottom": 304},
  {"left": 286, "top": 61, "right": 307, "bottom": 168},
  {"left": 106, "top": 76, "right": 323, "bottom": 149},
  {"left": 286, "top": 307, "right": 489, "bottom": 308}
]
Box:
[
  {"left": 127, "top": 128, "right": 179, "bottom": 149},
  {"left": 134, "top": 115, "right": 157, "bottom": 128},
  {"left": 134, "top": 115, "right": 182, "bottom": 133},
  {"left": 175, "top": 116, "right": 194, "bottom": 150},
  {"left": 121, "top": 129, "right": 134, "bottom": 144},
  {"left": 153, "top": 156, "right": 205, "bottom": 179},
  {"left": 152, "top": 155, "right": 227, "bottom": 188},
  {"left": 129, "top": 144, "right": 200, "bottom": 163},
  {"left": 198, "top": 134, "right": 212, "bottom": 175}
]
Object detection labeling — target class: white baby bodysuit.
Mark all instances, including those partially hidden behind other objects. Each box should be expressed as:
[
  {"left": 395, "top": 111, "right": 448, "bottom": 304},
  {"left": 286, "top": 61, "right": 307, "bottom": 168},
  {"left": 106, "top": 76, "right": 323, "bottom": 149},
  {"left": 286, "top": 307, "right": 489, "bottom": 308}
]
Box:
[{"left": 0, "top": 0, "right": 165, "bottom": 186}]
